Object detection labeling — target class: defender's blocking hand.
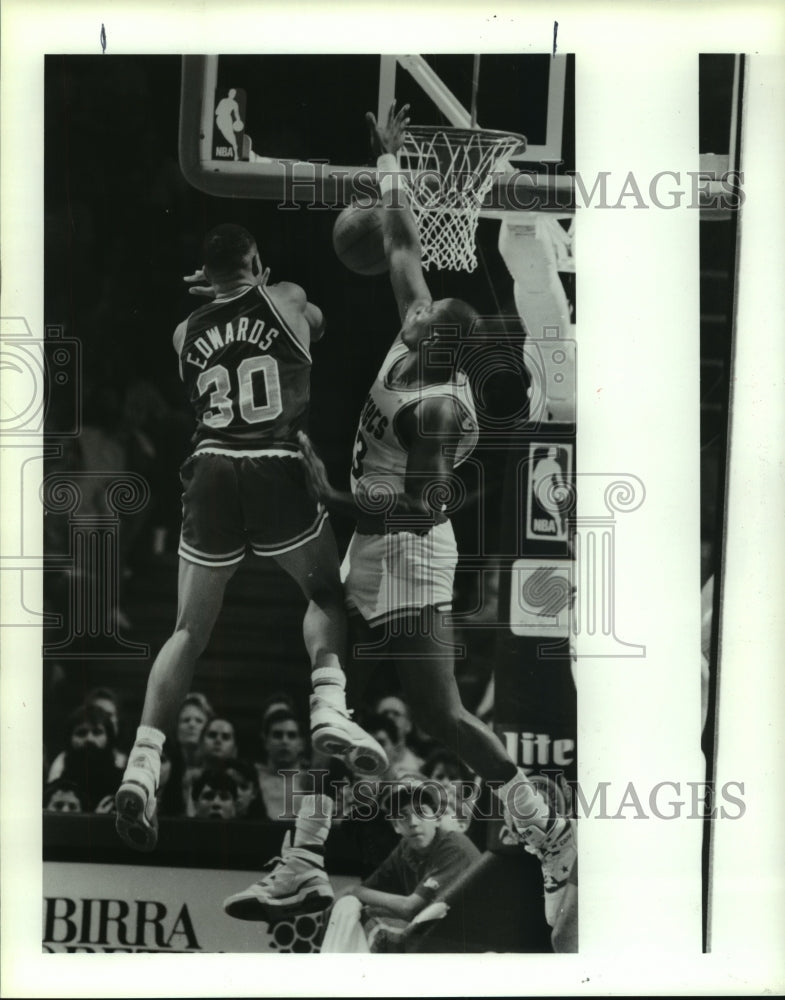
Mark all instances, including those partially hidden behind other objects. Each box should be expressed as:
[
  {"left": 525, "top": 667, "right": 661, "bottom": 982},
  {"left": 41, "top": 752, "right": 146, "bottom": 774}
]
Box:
[
  {"left": 366, "top": 100, "right": 411, "bottom": 158},
  {"left": 297, "top": 431, "right": 332, "bottom": 502}
]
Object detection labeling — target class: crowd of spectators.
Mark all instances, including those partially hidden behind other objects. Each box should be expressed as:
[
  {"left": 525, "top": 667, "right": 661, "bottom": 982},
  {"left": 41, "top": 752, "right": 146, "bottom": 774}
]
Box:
[{"left": 43, "top": 683, "right": 488, "bottom": 844}]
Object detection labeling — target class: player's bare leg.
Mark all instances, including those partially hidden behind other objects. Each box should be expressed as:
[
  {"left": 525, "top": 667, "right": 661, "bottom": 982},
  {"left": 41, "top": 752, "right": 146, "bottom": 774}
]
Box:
[
  {"left": 273, "top": 524, "right": 388, "bottom": 777},
  {"left": 116, "top": 558, "right": 238, "bottom": 851},
  {"left": 392, "top": 609, "right": 528, "bottom": 785},
  {"left": 141, "top": 559, "right": 238, "bottom": 729},
  {"left": 394, "top": 606, "right": 576, "bottom": 923}
]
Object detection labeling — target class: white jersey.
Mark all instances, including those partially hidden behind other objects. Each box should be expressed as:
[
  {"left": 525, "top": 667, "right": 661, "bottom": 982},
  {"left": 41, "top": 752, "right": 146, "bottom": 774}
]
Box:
[
  {"left": 349, "top": 340, "right": 479, "bottom": 498},
  {"left": 342, "top": 340, "right": 478, "bottom": 625}
]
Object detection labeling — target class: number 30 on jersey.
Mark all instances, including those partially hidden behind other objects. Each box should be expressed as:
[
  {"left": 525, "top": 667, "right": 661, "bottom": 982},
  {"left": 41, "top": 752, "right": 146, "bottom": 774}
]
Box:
[{"left": 197, "top": 356, "right": 282, "bottom": 428}]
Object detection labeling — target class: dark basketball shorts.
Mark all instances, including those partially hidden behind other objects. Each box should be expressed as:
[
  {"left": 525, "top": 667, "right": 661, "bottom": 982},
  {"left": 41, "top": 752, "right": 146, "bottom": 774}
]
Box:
[{"left": 178, "top": 447, "right": 327, "bottom": 567}]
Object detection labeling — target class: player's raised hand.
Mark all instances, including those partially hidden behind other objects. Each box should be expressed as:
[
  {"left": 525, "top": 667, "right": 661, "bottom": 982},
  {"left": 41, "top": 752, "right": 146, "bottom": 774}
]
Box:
[
  {"left": 297, "top": 431, "right": 332, "bottom": 502},
  {"left": 183, "top": 268, "right": 215, "bottom": 298},
  {"left": 184, "top": 265, "right": 270, "bottom": 296},
  {"left": 366, "top": 100, "right": 411, "bottom": 158}
]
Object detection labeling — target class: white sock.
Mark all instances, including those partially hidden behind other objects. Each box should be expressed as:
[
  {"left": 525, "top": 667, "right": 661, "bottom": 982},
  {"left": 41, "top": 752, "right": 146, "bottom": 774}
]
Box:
[
  {"left": 135, "top": 725, "right": 165, "bottom": 752},
  {"left": 292, "top": 795, "right": 333, "bottom": 847},
  {"left": 494, "top": 770, "right": 550, "bottom": 831},
  {"left": 312, "top": 662, "right": 347, "bottom": 711},
  {"left": 128, "top": 726, "right": 165, "bottom": 784},
  {"left": 293, "top": 794, "right": 334, "bottom": 850}
]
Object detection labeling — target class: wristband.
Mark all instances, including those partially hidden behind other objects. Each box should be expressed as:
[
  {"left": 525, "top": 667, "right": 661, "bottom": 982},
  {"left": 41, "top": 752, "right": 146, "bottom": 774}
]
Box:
[
  {"left": 378, "top": 153, "right": 402, "bottom": 199},
  {"left": 377, "top": 153, "right": 398, "bottom": 172},
  {"left": 380, "top": 173, "right": 401, "bottom": 198}
]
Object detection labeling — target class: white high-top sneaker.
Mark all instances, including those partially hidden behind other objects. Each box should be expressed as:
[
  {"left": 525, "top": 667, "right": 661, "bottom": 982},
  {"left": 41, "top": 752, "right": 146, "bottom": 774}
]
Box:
[
  {"left": 223, "top": 833, "right": 334, "bottom": 922},
  {"left": 115, "top": 747, "right": 160, "bottom": 852},
  {"left": 310, "top": 694, "right": 388, "bottom": 777}
]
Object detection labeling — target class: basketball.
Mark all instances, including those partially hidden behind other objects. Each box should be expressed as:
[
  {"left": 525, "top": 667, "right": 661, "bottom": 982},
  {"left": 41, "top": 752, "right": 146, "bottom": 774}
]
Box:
[
  {"left": 332, "top": 204, "right": 388, "bottom": 276},
  {"left": 233, "top": 119, "right": 244, "bottom": 132}
]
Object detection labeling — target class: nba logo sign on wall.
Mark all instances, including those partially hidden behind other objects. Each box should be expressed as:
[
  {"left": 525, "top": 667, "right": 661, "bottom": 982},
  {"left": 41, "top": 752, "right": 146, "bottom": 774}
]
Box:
[{"left": 525, "top": 443, "right": 573, "bottom": 542}]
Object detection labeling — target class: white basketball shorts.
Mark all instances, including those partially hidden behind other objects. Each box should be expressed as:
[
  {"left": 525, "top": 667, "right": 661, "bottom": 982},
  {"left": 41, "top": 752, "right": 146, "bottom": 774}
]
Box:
[{"left": 341, "top": 521, "right": 458, "bottom": 627}]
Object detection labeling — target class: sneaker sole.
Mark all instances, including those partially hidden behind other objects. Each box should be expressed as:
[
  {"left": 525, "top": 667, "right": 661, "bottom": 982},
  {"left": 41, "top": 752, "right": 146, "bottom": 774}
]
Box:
[
  {"left": 223, "top": 884, "right": 334, "bottom": 923},
  {"left": 311, "top": 724, "right": 387, "bottom": 777},
  {"left": 115, "top": 784, "right": 158, "bottom": 852}
]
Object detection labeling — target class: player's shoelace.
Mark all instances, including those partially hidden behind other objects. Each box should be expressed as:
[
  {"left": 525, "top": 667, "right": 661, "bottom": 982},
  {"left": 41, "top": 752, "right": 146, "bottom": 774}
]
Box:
[
  {"left": 254, "top": 856, "right": 288, "bottom": 888},
  {"left": 312, "top": 700, "right": 356, "bottom": 722}
]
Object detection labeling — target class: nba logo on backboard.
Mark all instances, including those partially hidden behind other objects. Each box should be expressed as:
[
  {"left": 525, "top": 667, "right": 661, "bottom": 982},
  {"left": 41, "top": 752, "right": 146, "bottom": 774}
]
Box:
[
  {"left": 212, "top": 87, "right": 248, "bottom": 161},
  {"left": 525, "top": 443, "right": 573, "bottom": 541}
]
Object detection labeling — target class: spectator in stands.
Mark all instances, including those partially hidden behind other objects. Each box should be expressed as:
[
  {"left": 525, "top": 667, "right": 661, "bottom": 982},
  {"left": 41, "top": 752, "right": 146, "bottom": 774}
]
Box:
[
  {"left": 260, "top": 691, "right": 298, "bottom": 728},
  {"left": 85, "top": 686, "right": 128, "bottom": 765},
  {"left": 364, "top": 713, "right": 399, "bottom": 772},
  {"left": 176, "top": 692, "right": 214, "bottom": 763},
  {"left": 254, "top": 691, "right": 301, "bottom": 766},
  {"left": 192, "top": 768, "right": 238, "bottom": 821},
  {"left": 421, "top": 748, "right": 473, "bottom": 790},
  {"left": 225, "top": 758, "right": 267, "bottom": 820},
  {"left": 183, "top": 717, "right": 242, "bottom": 816},
  {"left": 201, "top": 717, "right": 240, "bottom": 766},
  {"left": 421, "top": 748, "right": 479, "bottom": 838},
  {"left": 47, "top": 688, "right": 128, "bottom": 781},
  {"left": 43, "top": 779, "right": 83, "bottom": 814},
  {"left": 374, "top": 696, "right": 425, "bottom": 775},
  {"left": 255, "top": 708, "right": 312, "bottom": 822},
  {"left": 158, "top": 692, "right": 214, "bottom": 817},
  {"left": 58, "top": 704, "right": 124, "bottom": 811},
  {"left": 436, "top": 782, "right": 473, "bottom": 835}
]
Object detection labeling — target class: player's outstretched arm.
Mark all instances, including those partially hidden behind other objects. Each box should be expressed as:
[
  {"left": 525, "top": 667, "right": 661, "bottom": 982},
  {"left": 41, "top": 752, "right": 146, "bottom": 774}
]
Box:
[
  {"left": 297, "top": 431, "right": 359, "bottom": 519},
  {"left": 398, "top": 396, "right": 462, "bottom": 524},
  {"left": 298, "top": 431, "right": 425, "bottom": 529},
  {"left": 366, "top": 103, "right": 431, "bottom": 322},
  {"left": 298, "top": 411, "right": 455, "bottom": 535}
]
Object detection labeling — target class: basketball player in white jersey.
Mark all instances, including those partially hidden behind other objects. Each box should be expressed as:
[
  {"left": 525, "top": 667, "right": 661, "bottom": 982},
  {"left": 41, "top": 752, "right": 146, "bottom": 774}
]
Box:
[{"left": 238, "top": 105, "right": 576, "bottom": 933}]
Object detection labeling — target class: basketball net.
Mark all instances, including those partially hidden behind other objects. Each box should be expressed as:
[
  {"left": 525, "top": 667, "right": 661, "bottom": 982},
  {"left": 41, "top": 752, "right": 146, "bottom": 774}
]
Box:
[{"left": 397, "top": 126, "right": 527, "bottom": 272}]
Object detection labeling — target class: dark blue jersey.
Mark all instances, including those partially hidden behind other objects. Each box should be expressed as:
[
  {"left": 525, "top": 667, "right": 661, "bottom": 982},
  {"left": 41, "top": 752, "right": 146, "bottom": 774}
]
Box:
[{"left": 179, "top": 285, "right": 311, "bottom": 451}]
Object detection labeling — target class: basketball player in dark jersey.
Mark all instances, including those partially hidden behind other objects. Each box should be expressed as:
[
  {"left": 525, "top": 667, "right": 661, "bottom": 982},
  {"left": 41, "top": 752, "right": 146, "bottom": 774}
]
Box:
[
  {"left": 115, "top": 225, "right": 387, "bottom": 852},
  {"left": 295, "top": 106, "right": 577, "bottom": 931}
]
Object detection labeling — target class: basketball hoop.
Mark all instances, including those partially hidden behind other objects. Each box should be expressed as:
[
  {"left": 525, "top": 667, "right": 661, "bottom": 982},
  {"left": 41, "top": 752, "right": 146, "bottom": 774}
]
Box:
[{"left": 397, "top": 126, "right": 527, "bottom": 272}]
